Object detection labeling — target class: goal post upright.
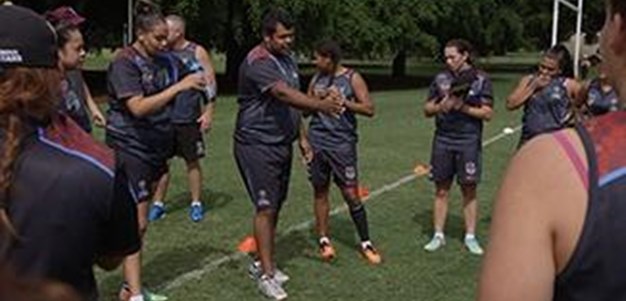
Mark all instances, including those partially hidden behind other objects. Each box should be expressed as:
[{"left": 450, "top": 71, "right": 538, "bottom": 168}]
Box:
[{"left": 551, "top": 0, "right": 584, "bottom": 78}]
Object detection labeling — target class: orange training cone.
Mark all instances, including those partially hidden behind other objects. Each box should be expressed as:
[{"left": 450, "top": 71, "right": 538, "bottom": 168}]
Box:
[
  {"left": 358, "top": 185, "right": 370, "bottom": 199},
  {"left": 413, "top": 163, "right": 431, "bottom": 177},
  {"left": 238, "top": 235, "right": 257, "bottom": 254}
]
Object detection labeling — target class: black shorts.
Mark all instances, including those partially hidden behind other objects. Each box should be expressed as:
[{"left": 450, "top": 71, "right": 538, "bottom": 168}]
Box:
[
  {"left": 429, "top": 137, "right": 481, "bottom": 185},
  {"left": 308, "top": 144, "right": 358, "bottom": 190},
  {"left": 234, "top": 142, "right": 293, "bottom": 212},
  {"left": 116, "top": 150, "right": 168, "bottom": 203},
  {"left": 173, "top": 123, "right": 205, "bottom": 162}
]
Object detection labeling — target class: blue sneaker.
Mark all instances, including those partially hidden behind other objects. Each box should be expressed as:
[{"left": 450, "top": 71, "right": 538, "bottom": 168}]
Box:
[
  {"left": 189, "top": 203, "right": 204, "bottom": 222},
  {"left": 148, "top": 204, "right": 165, "bottom": 222}
]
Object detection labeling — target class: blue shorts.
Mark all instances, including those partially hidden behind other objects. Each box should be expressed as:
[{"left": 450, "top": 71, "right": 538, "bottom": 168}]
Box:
[
  {"left": 429, "top": 137, "right": 481, "bottom": 185},
  {"left": 234, "top": 142, "right": 293, "bottom": 212}
]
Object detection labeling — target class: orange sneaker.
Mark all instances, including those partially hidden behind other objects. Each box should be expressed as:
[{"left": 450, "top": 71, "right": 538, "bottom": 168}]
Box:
[
  {"left": 319, "top": 239, "right": 336, "bottom": 261},
  {"left": 361, "top": 243, "right": 382, "bottom": 265}
]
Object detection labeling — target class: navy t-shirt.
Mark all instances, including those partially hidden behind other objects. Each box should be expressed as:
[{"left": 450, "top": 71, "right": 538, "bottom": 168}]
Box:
[
  {"left": 427, "top": 67, "right": 493, "bottom": 146},
  {"left": 60, "top": 70, "right": 92, "bottom": 133},
  {"left": 308, "top": 69, "right": 358, "bottom": 150},
  {"left": 521, "top": 76, "right": 571, "bottom": 140},
  {"left": 235, "top": 45, "right": 301, "bottom": 145},
  {"left": 0, "top": 116, "right": 140, "bottom": 301},
  {"left": 105, "top": 47, "right": 179, "bottom": 166},
  {"left": 170, "top": 42, "right": 212, "bottom": 124}
]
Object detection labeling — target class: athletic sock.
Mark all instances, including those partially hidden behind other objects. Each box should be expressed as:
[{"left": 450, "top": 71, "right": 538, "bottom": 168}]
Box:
[
  {"left": 434, "top": 231, "right": 445, "bottom": 240},
  {"left": 319, "top": 236, "right": 331, "bottom": 245},
  {"left": 129, "top": 295, "right": 145, "bottom": 301},
  {"left": 465, "top": 233, "right": 476, "bottom": 240},
  {"left": 153, "top": 201, "right": 164, "bottom": 208},
  {"left": 349, "top": 205, "right": 370, "bottom": 242},
  {"left": 191, "top": 200, "right": 201, "bottom": 207}
]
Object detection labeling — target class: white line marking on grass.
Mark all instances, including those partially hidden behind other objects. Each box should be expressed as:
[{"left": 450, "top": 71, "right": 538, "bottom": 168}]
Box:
[{"left": 159, "top": 126, "right": 521, "bottom": 292}]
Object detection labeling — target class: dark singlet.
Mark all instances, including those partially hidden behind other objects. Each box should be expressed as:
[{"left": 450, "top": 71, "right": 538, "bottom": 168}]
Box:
[
  {"left": 521, "top": 76, "right": 571, "bottom": 143},
  {"left": 586, "top": 79, "right": 620, "bottom": 117},
  {"left": 553, "top": 111, "right": 626, "bottom": 301},
  {"left": 308, "top": 69, "right": 358, "bottom": 150},
  {"left": 170, "top": 42, "right": 212, "bottom": 124}
]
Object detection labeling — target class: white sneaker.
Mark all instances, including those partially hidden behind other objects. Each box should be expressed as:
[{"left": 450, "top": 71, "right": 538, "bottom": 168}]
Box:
[
  {"left": 258, "top": 275, "right": 288, "bottom": 301},
  {"left": 248, "top": 261, "right": 290, "bottom": 284},
  {"left": 464, "top": 236, "right": 484, "bottom": 255},
  {"left": 423, "top": 235, "right": 446, "bottom": 252}
]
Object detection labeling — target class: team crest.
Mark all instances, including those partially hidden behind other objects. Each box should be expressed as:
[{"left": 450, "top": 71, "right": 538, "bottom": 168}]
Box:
[
  {"left": 465, "top": 162, "right": 477, "bottom": 176},
  {"left": 345, "top": 166, "right": 356, "bottom": 180},
  {"left": 138, "top": 179, "right": 149, "bottom": 199},
  {"left": 196, "top": 141, "right": 205, "bottom": 156},
  {"left": 258, "top": 190, "right": 270, "bottom": 207}
]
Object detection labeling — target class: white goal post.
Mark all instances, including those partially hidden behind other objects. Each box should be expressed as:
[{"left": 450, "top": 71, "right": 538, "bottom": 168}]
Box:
[{"left": 552, "top": 0, "right": 584, "bottom": 78}]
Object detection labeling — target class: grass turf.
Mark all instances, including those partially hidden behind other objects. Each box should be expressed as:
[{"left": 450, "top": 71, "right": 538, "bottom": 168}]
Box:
[{"left": 94, "top": 71, "right": 524, "bottom": 301}]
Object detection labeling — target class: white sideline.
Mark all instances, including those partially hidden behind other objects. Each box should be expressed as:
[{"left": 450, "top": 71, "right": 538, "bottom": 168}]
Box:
[{"left": 159, "top": 126, "right": 521, "bottom": 292}]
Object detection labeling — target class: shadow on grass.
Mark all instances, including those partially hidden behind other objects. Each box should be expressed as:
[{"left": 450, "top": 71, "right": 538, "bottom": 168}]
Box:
[
  {"left": 160, "top": 188, "right": 233, "bottom": 215},
  {"left": 97, "top": 243, "right": 231, "bottom": 301},
  {"left": 412, "top": 209, "right": 467, "bottom": 242}
]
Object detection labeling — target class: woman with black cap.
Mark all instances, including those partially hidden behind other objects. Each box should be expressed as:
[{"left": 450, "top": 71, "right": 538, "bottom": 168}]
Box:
[{"left": 0, "top": 4, "right": 140, "bottom": 301}]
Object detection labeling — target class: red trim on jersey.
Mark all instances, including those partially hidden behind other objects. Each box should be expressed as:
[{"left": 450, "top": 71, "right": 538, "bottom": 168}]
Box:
[{"left": 43, "top": 114, "right": 115, "bottom": 170}]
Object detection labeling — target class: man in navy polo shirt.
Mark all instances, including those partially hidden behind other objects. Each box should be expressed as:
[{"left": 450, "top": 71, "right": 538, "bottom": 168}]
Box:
[{"left": 234, "top": 8, "right": 343, "bottom": 300}]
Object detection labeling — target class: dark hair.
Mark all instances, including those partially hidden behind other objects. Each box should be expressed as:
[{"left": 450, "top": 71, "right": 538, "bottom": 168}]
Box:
[
  {"left": 545, "top": 44, "right": 574, "bottom": 78},
  {"left": 314, "top": 40, "right": 342, "bottom": 65},
  {"left": 0, "top": 67, "right": 62, "bottom": 240},
  {"left": 134, "top": 0, "right": 164, "bottom": 35},
  {"left": 445, "top": 39, "right": 475, "bottom": 65},
  {"left": 261, "top": 8, "right": 294, "bottom": 37},
  {"left": 51, "top": 22, "right": 79, "bottom": 48}
]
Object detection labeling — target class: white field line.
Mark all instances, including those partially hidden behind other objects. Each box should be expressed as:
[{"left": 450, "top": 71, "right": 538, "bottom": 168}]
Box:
[{"left": 159, "top": 126, "right": 521, "bottom": 291}]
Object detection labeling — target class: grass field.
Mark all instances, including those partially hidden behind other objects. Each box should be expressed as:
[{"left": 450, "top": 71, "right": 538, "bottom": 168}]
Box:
[{"left": 94, "top": 71, "right": 524, "bottom": 301}]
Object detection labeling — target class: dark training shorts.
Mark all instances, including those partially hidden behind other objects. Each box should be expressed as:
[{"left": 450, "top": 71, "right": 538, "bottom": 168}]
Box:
[
  {"left": 117, "top": 150, "right": 168, "bottom": 203},
  {"left": 173, "top": 123, "right": 205, "bottom": 162},
  {"left": 234, "top": 142, "right": 293, "bottom": 212},
  {"left": 429, "top": 137, "right": 482, "bottom": 186},
  {"left": 308, "top": 144, "right": 358, "bottom": 190}
]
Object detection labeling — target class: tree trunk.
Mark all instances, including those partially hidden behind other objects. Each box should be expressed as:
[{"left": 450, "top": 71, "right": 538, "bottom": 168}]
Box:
[{"left": 392, "top": 50, "right": 407, "bottom": 78}]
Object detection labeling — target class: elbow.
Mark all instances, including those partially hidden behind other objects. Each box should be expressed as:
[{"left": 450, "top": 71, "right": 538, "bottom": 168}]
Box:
[{"left": 127, "top": 105, "right": 149, "bottom": 118}]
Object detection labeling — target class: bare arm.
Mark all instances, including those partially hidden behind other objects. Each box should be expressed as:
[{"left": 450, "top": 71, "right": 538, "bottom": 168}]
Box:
[
  {"left": 478, "top": 133, "right": 587, "bottom": 301},
  {"left": 195, "top": 45, "right": 217, "bottom": 87},
  {"left": 423, "top": 98, "right": 443, "bottom": 118},
  {"left": 459, "top": 103, "right": 493, "bottom": 121},
  {"left": 126, "top": 73, "right": 204, "bottom": 118},
  {"left": 344, "top": 72, "right": 375, "bottom": 117},
  {"left": 82, "top": 81, "right": 106, "bottom": 127},
  {"left": 270, "top": 81, "right": 342, "bottom": 115},
  {"left": 507, "top": 75, "right": 536, "bottom": 111},
  {"left": 565, "top": 78, "right": 583, "bottom": 106}
]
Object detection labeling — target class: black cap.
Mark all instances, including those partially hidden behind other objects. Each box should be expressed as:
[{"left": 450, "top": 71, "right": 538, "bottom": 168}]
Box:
[{"left": 0, "top": 4, "right": 57, "bottom": 68}]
